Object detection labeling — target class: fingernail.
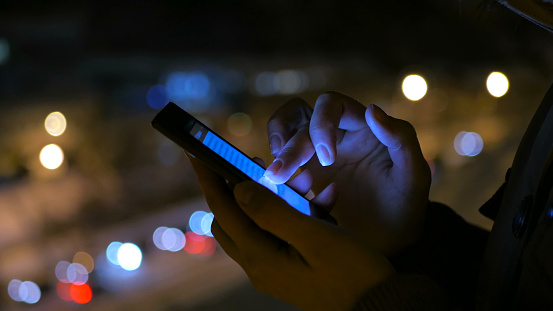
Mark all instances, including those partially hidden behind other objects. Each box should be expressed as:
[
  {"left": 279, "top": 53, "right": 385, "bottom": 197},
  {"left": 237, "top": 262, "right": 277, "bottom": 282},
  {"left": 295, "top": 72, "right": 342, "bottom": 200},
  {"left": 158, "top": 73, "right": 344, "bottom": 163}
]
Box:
[
  {"left": 370, "top": 104, "right": 387, "bottom": 122},
  {"left": 269, "top": 134, "right": 283, "bottom": 156},
  {"left": 316, "top": 144, "right": 333, "bottom": 166},
  {"left": 264, "top": 159, "right": 283, "bottom": 176},
  {"left": 235, "top": 182, "right": 255, "bottom": 206}
]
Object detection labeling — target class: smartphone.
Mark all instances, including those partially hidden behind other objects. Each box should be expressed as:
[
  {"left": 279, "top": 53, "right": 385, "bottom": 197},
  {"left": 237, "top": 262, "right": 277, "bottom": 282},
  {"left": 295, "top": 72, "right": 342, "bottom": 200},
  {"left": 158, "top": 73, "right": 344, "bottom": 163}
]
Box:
[{"left": 151, "top": 102, "right": 333, "bottom": 221}]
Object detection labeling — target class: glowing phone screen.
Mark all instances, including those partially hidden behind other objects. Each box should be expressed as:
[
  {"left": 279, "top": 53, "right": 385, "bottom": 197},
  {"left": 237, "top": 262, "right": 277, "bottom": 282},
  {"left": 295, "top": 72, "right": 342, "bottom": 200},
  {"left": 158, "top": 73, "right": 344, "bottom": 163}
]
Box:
[{"left": 190, "top": 122, "right": 311, "bottom": 216}]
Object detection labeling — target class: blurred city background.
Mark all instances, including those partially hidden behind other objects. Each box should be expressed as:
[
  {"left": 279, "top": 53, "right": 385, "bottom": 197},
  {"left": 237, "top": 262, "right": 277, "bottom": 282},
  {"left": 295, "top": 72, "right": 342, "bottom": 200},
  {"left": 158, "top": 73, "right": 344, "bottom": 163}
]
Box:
[{"left": 1, "top": 0, "right": 553, "bottom": 310}]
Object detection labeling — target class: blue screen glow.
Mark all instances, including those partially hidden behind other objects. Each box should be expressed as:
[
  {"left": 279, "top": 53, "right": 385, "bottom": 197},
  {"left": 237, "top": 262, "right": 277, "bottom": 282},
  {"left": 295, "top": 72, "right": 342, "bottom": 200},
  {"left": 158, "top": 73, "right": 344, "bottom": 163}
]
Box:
[{"left": 191, "top": 124, "right": 310, "bottom": 216}]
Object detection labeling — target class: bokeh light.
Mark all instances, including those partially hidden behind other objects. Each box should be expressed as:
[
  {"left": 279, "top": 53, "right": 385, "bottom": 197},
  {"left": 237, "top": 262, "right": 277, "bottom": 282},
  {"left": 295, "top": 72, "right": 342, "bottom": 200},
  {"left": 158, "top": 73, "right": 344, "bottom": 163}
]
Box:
[
  {"left": 153, "top": 226, "right": 186, "bottom": 251},
  {"left": 163, "top": 228, "right": 186, "bottom": 252},
  {"left": 55, "top": 261, "right": 71, "bottom": 283},
  {"left": 277, "top": 69, "right": 307, "bottom": 95},
  {"left": 183, "top": 232, "right": 216, "bottom": 256},
  {"left": 227, "top": 112, "right": 252, "bottom": 137},
  {"left": 184, "top": 232, "right": 206, "bottom": 254},
  {"left": 486, "top": 71, "right": 509, "bottom": 97},
  {"left": 147, "top": 85, "right": 168, "bottom": 109},
  {"left": 189, "top": 211, "right": 208, "bottom": 235},
  {"left": 200, "top": 212, "right": 214, "bottom": 237},
  {"left": 199, "top": 236, "right": 217, "bottom": 257},
  {"left": 57, "top": 259, "right": 91, "bottom": 285},
  {"left": 44, "top": 111, "right": 67, "bottom": 136},
  {"left": 106, "top": 241, "right": 123, "bottom": 266},
  {"left": 70, "top": 283, "right": 93, "bottom": 304},
  {"left": 67, "top": 263, "right": 89, "bottom": 285},
  {"left": 39, "top": 144, "right": 64, "bottom": 170},
  {"left": 56, "top": 281, "right": 73, "bottom": 301},
  {"left": 454, "top": 131, "right": 484, "bottom": 157},
  {"left": 73, "top": 251, "right": 95, "bottom": 273},
  {"left": 0, "top": 38, "right": 9, "bottom": 65},
  {"left": 8, "top": 279, "right": 23, "bottom": 301},
  {"left": 9, "top": 280, "right": 41, "bottom": 304},
  {"left": 153, "top": 226, "right": 168, "bottom": 250},
  {"left": 254, "top": 71, "right": 279, "bottom": 96},
  {"left": 402, "top": 74, "right": 428, "bottom": 101},
  {"left": 20, "top": 281, "right": 41, "bottom": 304},
  {"left": 117, "top": 243, "right": 142, "bottom": 271},
  {"left": 166, "top": 72, "right": 211, "bottom": 101}
]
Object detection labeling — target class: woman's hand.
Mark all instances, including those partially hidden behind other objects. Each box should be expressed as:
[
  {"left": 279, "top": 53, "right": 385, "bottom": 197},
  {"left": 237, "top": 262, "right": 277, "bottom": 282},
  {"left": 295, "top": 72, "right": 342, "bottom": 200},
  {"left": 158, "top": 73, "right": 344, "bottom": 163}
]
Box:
[
  {"left": 265, "top": 92, "right": 431, "bottom": 256},
  {"left": 189, "top": 156, "right": 396, "bottom": 311}
]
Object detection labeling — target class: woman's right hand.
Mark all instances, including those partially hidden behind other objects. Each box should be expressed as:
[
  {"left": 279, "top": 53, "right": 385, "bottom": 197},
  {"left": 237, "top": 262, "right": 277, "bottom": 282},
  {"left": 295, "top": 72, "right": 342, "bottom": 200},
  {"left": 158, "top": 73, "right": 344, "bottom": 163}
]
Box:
[{"left": 264, "top": 92, "right": 431, "bottom": 256}]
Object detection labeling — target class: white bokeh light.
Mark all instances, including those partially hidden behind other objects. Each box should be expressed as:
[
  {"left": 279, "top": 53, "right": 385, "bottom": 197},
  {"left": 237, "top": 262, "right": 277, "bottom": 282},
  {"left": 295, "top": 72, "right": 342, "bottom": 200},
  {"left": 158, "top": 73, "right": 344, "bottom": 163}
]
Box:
[
  {"left": 39, "top": 144, "right": 64, "bottom": 170},
  {"left": 164, "top": 228, "right": 186, "bottom": 252},
  {"left": 153, "top": 227, "right": 186, "bottom": 251},
  {"left": 402, "top": 74, "right": 428, "bottom": 101},
  {"left": 19, "top": 281, "right": 41, "bottom": 304},
  {"left": 254, "top": 71, "right": 279, "bottom": 96},
  {"left": 201, "top": 213, "right": 214, "bottom": 237},
  {"left": 67, "top": 263, "right": 89, "bottom": 285},
  {"left": 117, "top": 243, "right": 142, "bottom": 271},
  {"left": 106, "top": 242, "right": 123, "bottom": 266},
  {"left": 10, "top": 280, "right": 41, "bottom": 304},
  {"left": 486, "top": 71, "right": 509, "bottom": 97},
  {"left": 189, "top": 211, "right": 208, "bottom": 235},
  {"left": 44, "top": 111, "right": 67, "bottom": 136},
  {"left": 153, "top": 227, "right": 169, "bottom": 250},
  {"left": 454, "top": 131, "right": 484, "bottom": 157},
  {"left": 8, "top": 279, "right": 23, "bottom": 301},
  {"left": 55, "top": 261, "right": 71, "bottom": 282}
]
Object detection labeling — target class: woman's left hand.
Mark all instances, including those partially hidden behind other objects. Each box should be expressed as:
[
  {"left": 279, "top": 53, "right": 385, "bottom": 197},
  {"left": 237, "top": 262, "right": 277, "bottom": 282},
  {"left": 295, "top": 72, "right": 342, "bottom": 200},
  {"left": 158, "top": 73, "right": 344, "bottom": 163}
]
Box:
[{"left": 189, "top": 156, "right": 395, "bottom": 311}]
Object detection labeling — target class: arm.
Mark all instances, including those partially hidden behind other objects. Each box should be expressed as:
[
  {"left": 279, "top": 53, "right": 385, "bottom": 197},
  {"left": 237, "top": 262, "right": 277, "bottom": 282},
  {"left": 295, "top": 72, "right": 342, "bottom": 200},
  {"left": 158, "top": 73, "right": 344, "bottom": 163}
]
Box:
[
  {"left": 189, "top": 155, "right": 397, "bottom": 311},
  {"left": 353, "top": 202, "right": 488, "bottom": 311},
  {"left": 390, "top": 202, "right": 489, "bottom": 310}
]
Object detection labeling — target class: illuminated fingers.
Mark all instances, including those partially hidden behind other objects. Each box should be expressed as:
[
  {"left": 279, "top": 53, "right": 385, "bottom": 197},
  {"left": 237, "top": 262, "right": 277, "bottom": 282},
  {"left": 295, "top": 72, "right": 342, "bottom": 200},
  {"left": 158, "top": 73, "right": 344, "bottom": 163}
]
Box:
[
  {"left": 310, "top": 92, "right": 368, "bottom": 166},
  {"left": 365, "top": 104, "right": 430, "bottom": 184},
  {"left": 264, "top": 124, "right": 315, "bottom": 184},
  {"left": 266, "top": 98, "right": 313, "bottom": 157}
]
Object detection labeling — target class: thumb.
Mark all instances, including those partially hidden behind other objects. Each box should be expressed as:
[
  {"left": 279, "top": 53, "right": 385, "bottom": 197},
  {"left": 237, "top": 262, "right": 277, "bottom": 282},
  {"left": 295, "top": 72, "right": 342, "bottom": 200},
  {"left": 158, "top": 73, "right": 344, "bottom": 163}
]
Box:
[
  {"left": 234, "top": 181, "right": 338, "bottom": 255},
  {"left": 365, "top": 104, "right": 427, "bottom": 175}
]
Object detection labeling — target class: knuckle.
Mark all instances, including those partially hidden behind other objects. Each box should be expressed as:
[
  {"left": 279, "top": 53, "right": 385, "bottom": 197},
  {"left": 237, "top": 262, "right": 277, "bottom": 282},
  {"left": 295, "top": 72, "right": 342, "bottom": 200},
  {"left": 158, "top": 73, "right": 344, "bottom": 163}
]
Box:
[
  {"left": 396, "top": 119, "right": 417, "bottom": 137},
  {"left": 318, "top": 90, "right": 341, "bottom": 102},
  {"left": 268, "top": 98, "right": 312, "bottom": 133},
  {"left": 284, "top": 97, "right": 308, "bottom": 108}
]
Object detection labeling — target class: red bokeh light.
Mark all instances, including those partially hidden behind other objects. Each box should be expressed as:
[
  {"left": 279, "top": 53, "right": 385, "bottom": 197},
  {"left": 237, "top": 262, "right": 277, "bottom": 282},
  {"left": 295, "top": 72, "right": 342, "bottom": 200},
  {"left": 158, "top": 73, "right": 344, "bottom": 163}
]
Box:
[
  {"left": 70, "top": 283, "right": 92, "bottom": 304},
  {"left": 56, "top": 281, "right": 72, "bottom": 302},
  {"left": 184, "top": 232, "right": 205, "bottom": 254},
  {"left": 183, "top": 232, "right": 216, "bottom": 256},
  {"left": 199, "top": 237, "right": 216, "bottom": 257}
]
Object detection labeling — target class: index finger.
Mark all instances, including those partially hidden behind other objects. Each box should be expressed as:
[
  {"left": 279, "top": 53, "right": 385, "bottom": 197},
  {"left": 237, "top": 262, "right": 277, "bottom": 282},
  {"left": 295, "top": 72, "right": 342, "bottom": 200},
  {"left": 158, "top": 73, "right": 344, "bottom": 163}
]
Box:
[
  {"left": 266, "top": 98, "right": 313, "bottom": 157},
  {"left": 310, "top": 92, "right": 368, "bottom": 166}
]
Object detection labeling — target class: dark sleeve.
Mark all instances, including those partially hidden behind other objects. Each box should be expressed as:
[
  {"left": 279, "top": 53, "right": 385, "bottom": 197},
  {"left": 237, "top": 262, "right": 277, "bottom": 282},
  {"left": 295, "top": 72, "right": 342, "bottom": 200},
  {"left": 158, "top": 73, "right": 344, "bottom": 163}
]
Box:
[
  {"left": 389, "top": 202, "right": 490, "bottom": 310},
  {"left": 353, "top": 274, "right": 449, "bottom": 311},
  {"left": 353, "top": 202, "right": 489, "bottom": 310}
]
